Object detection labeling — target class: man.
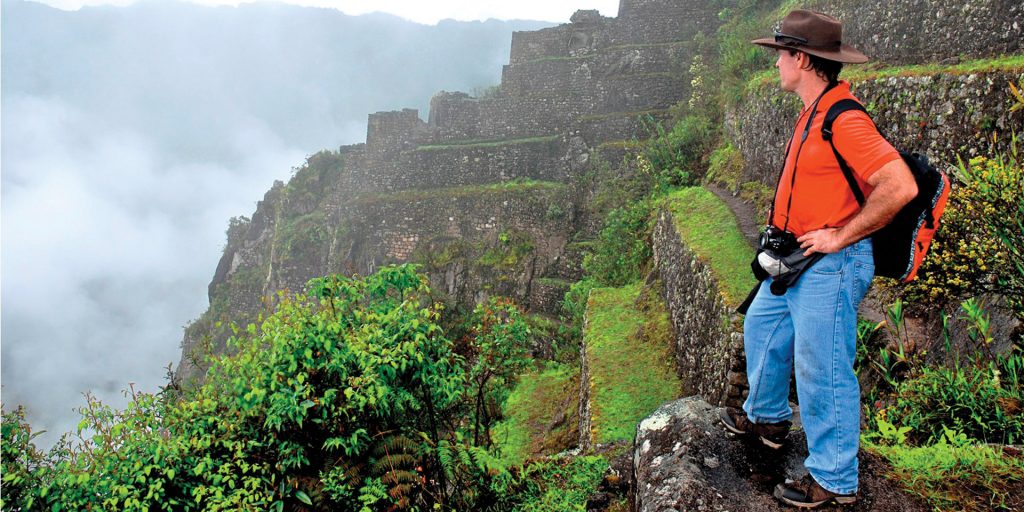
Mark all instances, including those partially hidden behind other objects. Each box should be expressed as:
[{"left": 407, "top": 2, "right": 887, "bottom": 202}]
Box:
[{"left": 718, "top": 10, "right": 918, "bottom": 508}]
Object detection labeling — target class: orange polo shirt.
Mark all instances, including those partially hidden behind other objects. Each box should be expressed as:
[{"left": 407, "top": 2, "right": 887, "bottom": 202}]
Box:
[{"left": 771, "top": 81, "right": 901, "bottom": 237}]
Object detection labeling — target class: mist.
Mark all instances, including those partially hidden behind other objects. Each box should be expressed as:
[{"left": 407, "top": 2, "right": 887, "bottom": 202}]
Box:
[{"left": 1, "top": 0, "right": 552, "bottom": 447}]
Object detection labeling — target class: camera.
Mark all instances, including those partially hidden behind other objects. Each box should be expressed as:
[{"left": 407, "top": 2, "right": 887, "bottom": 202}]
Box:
[{"left": 759, "top": 226, "right": 799, "bottom": 254}]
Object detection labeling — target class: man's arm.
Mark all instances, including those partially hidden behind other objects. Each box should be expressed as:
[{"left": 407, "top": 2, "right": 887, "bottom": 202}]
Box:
[{"left": 797, "top": 158, "right": 918, "bottom": 255}]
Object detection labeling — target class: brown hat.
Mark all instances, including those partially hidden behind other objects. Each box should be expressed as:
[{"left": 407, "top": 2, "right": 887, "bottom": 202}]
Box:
[{"left": 752, "top": 10, "right": 868, "bottom": 64}]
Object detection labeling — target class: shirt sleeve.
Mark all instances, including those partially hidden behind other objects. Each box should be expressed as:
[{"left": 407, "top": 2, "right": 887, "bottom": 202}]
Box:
[{"left": 832, "top": 110, "right": 901, "bottom": 182}]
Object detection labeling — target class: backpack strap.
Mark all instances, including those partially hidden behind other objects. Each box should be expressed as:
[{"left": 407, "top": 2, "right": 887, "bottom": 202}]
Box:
[{"left": 822, "top": 99, "right": 867, "bottom": 206}]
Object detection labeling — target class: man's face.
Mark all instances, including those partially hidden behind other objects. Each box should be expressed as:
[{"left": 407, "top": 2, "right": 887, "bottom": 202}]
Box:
[{"left": 775, "top": 49, "right": 802, "bottom": 92}]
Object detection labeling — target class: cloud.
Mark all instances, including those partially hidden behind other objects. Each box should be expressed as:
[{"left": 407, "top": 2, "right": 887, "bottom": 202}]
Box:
[
  {"left": 1, "top": 93, "right": 305, "bottom": 447},
  {"left": 1, "top": 0, "right": 546, "bottom": 449},
  {"left": 33, "top": 0, "right": 622, "bottom": 25}
]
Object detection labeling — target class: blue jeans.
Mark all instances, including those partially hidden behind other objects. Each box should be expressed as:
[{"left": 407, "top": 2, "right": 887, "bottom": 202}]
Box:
[{"left": 742, "top": 238, "right": 874, "bottom": 495}]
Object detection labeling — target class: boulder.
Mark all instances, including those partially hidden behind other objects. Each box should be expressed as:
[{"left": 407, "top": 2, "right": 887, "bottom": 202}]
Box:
[{"left": 633, "top": 396, "right": 928, "bottom": 511}]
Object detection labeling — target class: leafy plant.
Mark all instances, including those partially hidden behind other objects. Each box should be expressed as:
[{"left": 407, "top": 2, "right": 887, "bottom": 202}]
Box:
[
  {"left": 1, "top": 265, "right": 533, "bottom": 511},
  {"left": 501, "top": 456, "right": 610, "bottom": 512},
  {"left": 1, "top": 407, "right": 50, "bottom": 511},
  {"left": 583, "top": 197, "right": 655, "bottom": 287},
  {"left": 638, "top": 113, "right": 717, "bottom": 192},
  {"left": 461, "top": 297, "right": 533, "bottom": 447},
  {"left": 865, "top": 428, "right": 1024, "bottom": 511},
  {"left": 904, "top": 139, "right": 1024, "bottom": 317}
]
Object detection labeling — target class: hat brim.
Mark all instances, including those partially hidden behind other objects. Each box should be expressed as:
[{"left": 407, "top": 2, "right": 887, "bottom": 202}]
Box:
[{"left": 752, "top": 38, "right": 869, "bottom": 64}]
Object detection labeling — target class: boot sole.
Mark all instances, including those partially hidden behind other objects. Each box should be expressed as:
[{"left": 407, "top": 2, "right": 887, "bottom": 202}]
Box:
[{"left": 773, "top": 486, "right": 857, "bottom": 508}]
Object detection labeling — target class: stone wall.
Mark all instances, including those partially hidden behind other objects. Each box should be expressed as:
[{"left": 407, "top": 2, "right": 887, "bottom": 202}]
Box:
[
  {"left": 803, "top": 0, "right": 1023, "bottom": 65},
  {"left": 651, "top": 208, "right": 747, "bottom": 407},
  {"left": 367, "top": 109, "right": 428, "bottom": 153},
  {"left": 613, "top": 0, "right": 719, "bottom": 46},
  {"left": 176, "top": 0, "right": 724, "bottom": 384},
  {"left": 731, "top": 69, "right": 1024, "bottom": 190},
  {"left": 330, "top": 0, "right": 721, "bottom": 197}
]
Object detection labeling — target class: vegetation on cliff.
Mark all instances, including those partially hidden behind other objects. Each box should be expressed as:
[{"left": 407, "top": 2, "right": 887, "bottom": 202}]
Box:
[
  {"left": 4, "top": 1, "right": 1022, "bottom": 510},
  {"left": 1, "top": 266, "right": 556, "bottom": 511}
]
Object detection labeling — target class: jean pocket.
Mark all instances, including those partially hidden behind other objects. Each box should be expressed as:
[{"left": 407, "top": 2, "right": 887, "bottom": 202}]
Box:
[
  {"left": 854, "top": 259, "right": 875, "bottom": 297},
  {"left": 810, "top": 252, "right": 844, "bottom": 275}
]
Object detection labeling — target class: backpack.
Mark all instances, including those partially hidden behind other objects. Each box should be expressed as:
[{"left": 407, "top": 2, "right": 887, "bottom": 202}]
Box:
[{"left": 821, "top": 99, "right": 951, "bottom": 282}]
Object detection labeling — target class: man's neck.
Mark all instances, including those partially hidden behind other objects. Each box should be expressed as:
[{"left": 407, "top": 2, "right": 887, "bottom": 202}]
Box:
[{"left": 796, "top": 79, "right": 832, "bottom": 109}]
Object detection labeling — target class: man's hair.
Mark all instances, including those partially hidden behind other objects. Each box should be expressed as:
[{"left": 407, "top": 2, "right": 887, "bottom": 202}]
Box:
[{"left": 788, "top": 49, "right": 844, "bottom": 84}]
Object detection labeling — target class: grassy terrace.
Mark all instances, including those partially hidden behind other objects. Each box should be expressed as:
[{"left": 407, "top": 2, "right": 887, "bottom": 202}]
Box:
[
  {"left": 353, "top": 179, "right": 564, "bottom": 204},
  {"left": 606, "top": 71, "right": 681, "bottom": 80},
  {"left": 415, "top": 135, "right": 559, "bottom": 151},
  {"left": 522, "top": 55, "right": 596, "bottom": 64},
  {"left": 578, "top": 108, "right": 669, "bottom": 122},
  {"left": 597, "top": 139, "right": 645, "bottom": 150},
  {"left": 586, "top": 282, "right": 681, "bottom": 444},
  {"left": 535, "top": 277, "right": 573, "bottom": 288},
  {"left": 664, "top": 187, "right": 756, "bottom": 308},
  {"left": 604, "top": 40, "right": 689, "bottom": 51},
  {"left": 493, "top": 361, "right": 577, "bottom": 466},
  {"left": 747, "top": 54, "right": 1024, "bottom": 91}
]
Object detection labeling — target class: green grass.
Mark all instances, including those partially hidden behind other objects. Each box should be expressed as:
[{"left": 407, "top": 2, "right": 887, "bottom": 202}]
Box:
[
  {"left": 510, "top": 456, "right": 610, "bottom": 511},
  {"left": 521, "top": 55, "right": 596, "bottom": 64},
  {"left": 865, "top": 438, "right": 1024, "bottom": 511},
  {"left": 354, "top": 179, "right": 565, "bottom": 204},
  {"left": 585, "top": 282, "right": 682, "bottom": 444},
  {"left": 493, "top": 362, "right": 577, "bottom": 466},
  {"left": 604, "top": 40, "right": 689, "bottom": 51},
  {"left": 664, "top": 187, "right": 756, "bottom": 307},
  {"left": 535, "top": 277, "right": 572, "bottom": 288},
  {"left": 415, "top": 135, "right": 559, "bottom": 151},
  {"left": 748, "top": 54, "right": 1024, "bottom": 91},
  {"left": 578, "top": 108, "right": 668, "bottom": 122},
  {"left": 606, "top": 71, "right": 680, "bottom": 80},
  {"left": 596, "top": 139, "right": 645, "bottom": 150}
]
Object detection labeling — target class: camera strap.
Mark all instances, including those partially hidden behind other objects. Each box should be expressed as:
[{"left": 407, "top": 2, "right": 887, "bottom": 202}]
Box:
[{"left": 768, "top": 82, "right": 837, "bottom": 232}]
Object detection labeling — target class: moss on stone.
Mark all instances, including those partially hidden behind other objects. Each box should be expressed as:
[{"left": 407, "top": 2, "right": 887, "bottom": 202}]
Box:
[
  {"left": 415, "top": 135, "right": 559, "bottom": 151},
  {"left": 521, "top": 55, "right": 596, "bottom": 65},
  {"left": 597, "top": 139, "right": 645, "bottom": 150},
  {"left": 579, "top": 108, "right": 669, "bottom": 122},
  {"left": 354, "top": 180, "right": 565, "bottom": 204},
  {"left": 275, "top": 210, "right": 328, "bottom": 263},
  {"left": 605, "top": 40, "right": 690, "bottom": 51},
  {"left": 585, "top": 282, "right": 682, "bottom": 444},
  {"left": 475, "top": 232, "right": 535, "bottom": 270},
  {"left": 536, "top": 277, "right": 572, "bottom": 288},
  {"left": 493, "top": 361, "right": 578, "bottom": 465},
  {"left": 748, "top": 55, "right": 1024, "bottom": 91},
  {"left": 664, "top": 187, "right": 756, "bottom": 307}
]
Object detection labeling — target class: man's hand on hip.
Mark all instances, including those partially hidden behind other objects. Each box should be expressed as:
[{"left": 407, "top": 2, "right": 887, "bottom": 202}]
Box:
[{"left": 798, "top": 227, "right": 845, "bottom": 256}]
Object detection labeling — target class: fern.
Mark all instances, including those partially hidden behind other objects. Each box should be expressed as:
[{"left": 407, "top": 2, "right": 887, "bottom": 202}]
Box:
[{"left": 369, "top": 433, "right": 422, "bottom": 509}]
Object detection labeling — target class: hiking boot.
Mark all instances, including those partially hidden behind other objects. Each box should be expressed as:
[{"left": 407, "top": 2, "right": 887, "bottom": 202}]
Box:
[
  {"left": 718, "top": 407, "right": 791, "bottom": 449},
  {"left": 774, "top": 474, "right": 857, "bottom": 508}
]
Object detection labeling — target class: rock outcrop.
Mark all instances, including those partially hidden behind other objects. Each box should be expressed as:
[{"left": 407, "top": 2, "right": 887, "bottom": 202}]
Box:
[{"left": 633, "top": 396, "right": 929, "bottom": 512}]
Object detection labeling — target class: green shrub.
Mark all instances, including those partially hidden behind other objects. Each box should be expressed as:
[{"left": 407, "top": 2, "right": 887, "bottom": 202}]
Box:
[
  {"left": 462, "top": 297, "right": 533, "bottom": 448},
  {"left": 714, "top": 0, "right": 779, "bottom": 107},
  {"left": 500, "top": 456, "right": 609, "bottom": 512},
  {"left": 705, "top": 142, "right": 745, "bottom": 192},
  {"left": 867, "top": 299, "right": 1024, "bottom": 446},
  {"left": 872, "top": 354, "right": 1023, "bottom": 445},
  {"left": 1, "top": 407, "right": 49, "bottom": 511},
  {"left": 865, "top": 425, "right": 1024, "bottom": 511},
  {"left": 3, "top": 265, "right": 536, "bottom": 511},
  {"left": 905, "top": 148, "right": 1024, "bottom": 318},
  {"left": 639, "top": 113, "right": 718, "bottom": 191},
  {"left": 582, "top": 198, "right": 655, "bottom": 287}
]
